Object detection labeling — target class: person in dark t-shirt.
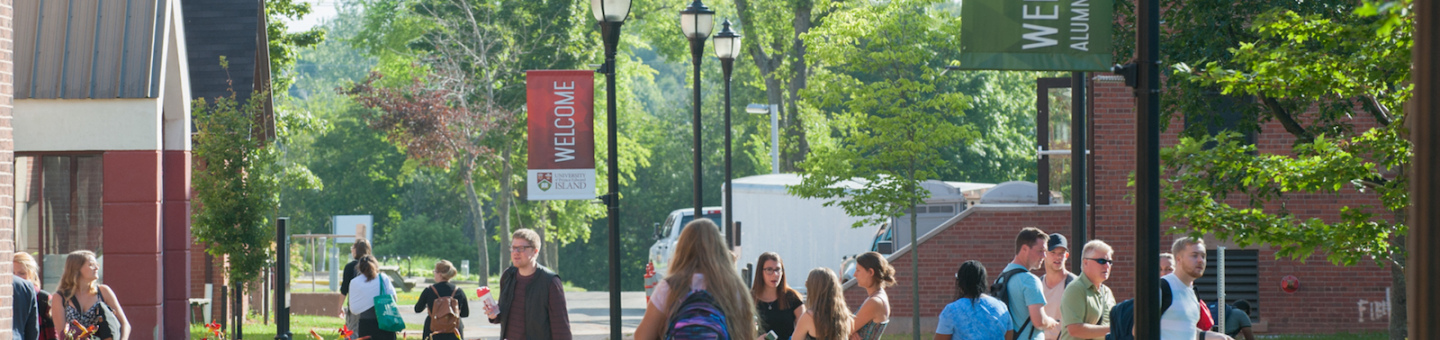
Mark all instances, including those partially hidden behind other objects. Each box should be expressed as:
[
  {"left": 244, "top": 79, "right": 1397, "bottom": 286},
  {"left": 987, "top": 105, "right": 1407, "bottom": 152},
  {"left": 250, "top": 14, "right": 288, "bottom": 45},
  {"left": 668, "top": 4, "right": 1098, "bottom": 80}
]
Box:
[{"left": 751, "top": 252, "right": 805, "bottom": 339}]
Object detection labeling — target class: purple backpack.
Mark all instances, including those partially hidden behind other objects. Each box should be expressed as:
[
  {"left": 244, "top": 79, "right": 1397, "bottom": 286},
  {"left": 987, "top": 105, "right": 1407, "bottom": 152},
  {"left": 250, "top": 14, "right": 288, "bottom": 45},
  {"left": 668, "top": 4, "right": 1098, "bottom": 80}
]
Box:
[{"left": 664, "top": 290, "right": 731, "bottom": 340}]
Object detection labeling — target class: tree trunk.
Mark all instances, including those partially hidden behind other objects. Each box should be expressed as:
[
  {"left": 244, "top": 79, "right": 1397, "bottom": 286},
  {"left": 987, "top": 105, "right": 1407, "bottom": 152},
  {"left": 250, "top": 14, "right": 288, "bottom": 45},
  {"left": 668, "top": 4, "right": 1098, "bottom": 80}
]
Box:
[
  {"left": 735, "top": 0, "right": 813, "bottom": 173},
  {"left": 464, "top": 162, "right": 491, "bottom": 285},
  {"left": 783, "top": 4, "right": 814, "bottom": 172},
  {"left": 500, "top": 143, "right": 514, "bottom": 271}
]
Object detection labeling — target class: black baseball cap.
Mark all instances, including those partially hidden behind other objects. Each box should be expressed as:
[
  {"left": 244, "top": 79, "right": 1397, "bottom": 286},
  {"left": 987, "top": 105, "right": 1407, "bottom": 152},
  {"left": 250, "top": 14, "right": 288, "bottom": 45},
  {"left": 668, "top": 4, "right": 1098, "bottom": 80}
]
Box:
[{"left": 1047, "top": 234, "right": 1068, "bottom": 251}]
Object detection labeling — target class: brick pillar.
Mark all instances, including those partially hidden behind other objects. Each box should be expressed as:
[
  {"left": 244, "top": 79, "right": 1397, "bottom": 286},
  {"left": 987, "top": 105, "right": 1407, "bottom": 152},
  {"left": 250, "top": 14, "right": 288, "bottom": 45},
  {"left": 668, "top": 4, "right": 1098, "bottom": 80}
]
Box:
[
  {"left": 0, "top": 0, "right": 16, "bottom": 338},
  {"left": 102, "top": 151, "right": 164, "bottom": 338},
  {"left": 163, "top": 151, "right": 191, "bottom": 336}
]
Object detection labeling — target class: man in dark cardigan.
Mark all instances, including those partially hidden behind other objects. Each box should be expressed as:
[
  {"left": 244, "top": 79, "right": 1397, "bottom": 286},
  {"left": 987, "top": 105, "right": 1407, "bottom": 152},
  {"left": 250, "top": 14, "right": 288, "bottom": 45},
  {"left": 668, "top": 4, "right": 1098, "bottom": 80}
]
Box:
[
  {"left": 12, "top": 276, "right": 38, "bottom": 340},
  {"left": 485, "top": 228, "right": 572, "bottom": 340}
]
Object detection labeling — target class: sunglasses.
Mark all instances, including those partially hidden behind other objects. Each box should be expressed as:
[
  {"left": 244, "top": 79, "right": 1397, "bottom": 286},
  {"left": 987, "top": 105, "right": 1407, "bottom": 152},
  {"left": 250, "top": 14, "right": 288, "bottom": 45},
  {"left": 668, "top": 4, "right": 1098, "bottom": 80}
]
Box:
[{"left": 1087, "top": 258, "right": 1115, "bottom": 266}]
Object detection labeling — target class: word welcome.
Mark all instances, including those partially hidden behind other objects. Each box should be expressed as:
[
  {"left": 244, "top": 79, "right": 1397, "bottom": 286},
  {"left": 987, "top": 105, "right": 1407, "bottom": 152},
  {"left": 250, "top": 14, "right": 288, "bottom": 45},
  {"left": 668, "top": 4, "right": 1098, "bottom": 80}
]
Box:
[{"left": 1020, "top": 0, "right": 1092, "bottom": 51}]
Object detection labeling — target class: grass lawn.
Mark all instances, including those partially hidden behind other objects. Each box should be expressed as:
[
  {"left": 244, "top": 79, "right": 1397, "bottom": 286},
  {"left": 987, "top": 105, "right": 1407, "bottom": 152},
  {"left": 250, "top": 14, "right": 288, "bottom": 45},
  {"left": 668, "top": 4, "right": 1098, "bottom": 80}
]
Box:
[
  {"left": 189, "top": 315, "right": 424, "bottom": 339},
  {"left": 877, "top": 332, "right": 1389, "bottom": 340}
]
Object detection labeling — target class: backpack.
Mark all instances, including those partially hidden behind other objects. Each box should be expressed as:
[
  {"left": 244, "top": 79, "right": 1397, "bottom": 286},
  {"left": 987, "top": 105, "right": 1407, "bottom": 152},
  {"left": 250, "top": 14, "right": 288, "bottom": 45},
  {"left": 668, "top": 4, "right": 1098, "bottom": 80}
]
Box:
[
  {"left": 427, "top": 286, "right": 462, "bottom": 336},
  {"left": 664, "top": 290, "right": 731, "bottom": 340},
  {"left": 989, "top": 268, "right": 1034, "bottom": 340},
  {"left": 1107, "top": 281, "right": 1176, "bottom": 340}
]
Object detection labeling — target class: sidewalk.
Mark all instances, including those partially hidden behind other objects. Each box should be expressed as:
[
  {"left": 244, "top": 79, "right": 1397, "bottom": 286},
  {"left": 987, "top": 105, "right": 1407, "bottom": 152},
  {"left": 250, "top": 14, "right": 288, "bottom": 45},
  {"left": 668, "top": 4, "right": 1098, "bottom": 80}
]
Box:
[{"left": 400, "top": 291, "right": 648, "bottom": 340}]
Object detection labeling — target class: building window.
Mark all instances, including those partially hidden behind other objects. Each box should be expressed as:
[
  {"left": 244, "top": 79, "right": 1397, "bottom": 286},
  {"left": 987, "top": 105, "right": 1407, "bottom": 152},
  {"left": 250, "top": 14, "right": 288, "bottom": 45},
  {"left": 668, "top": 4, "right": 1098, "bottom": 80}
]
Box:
[
  {"left": 16, "top": 155, "right": 104, "bottom": 291},
  {"left": 1194, "top": 249, "right": 1260, "bottom": 322}
]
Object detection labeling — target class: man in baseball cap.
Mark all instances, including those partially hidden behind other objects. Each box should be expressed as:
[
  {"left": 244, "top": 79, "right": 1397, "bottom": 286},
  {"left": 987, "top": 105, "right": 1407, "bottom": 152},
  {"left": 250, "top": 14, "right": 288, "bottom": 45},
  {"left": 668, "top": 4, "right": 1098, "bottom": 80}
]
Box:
[{"left": 1041, "top": 233, "right": 1078, "bottom": 340}]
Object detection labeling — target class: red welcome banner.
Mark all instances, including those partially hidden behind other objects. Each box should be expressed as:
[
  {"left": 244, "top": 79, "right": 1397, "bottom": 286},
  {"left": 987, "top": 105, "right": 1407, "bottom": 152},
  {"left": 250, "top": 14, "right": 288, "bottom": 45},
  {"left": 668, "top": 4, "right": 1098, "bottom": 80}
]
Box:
[{"left": 526, "top": 70, "right": 596, "bottom": 200}]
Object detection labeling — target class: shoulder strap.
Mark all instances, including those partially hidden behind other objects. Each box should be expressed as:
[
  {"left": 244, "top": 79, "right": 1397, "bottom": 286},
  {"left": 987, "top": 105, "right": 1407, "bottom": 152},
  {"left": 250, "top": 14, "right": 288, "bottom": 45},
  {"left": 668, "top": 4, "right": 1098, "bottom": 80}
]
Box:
[
  {"left": 996, "top": 268, "right": 1033, "bottom": 337},
  {"left": 450, "top": 283, "right": 460, "bottom": 298},
  {"left": 1064, "top": 274, "right": 1074, "bottom": 287},
  {"left": 1160, "top": 279, "right": 1174, "bottom": 313}
]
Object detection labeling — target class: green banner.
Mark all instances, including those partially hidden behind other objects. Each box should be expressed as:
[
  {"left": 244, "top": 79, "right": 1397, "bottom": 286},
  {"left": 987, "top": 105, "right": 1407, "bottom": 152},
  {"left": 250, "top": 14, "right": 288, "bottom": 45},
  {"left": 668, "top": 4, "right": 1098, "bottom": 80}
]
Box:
[{"left": 958, "top": 0, "right": 1114, "bottom": 71}]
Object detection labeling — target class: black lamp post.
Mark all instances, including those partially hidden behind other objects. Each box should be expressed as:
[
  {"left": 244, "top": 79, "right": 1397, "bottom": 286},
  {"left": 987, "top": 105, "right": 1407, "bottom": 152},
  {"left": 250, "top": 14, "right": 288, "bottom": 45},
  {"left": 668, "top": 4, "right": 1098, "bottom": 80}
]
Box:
[
  {"left": 591, "top": 0, "right": 631, "bottom": 338},
  {"left": 713, "top": 20, "right": 740, "bottom": 247},
  {"left": 680, "top": 0, "right": 715, "bottom": 219}
]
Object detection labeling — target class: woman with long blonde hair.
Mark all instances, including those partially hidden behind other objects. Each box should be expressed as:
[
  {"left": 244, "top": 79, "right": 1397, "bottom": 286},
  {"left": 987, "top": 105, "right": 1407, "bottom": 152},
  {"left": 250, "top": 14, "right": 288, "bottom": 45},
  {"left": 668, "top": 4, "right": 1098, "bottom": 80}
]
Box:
[
  {"left": 14, "top": 252, "right": 56, "bottom": 339},
  {"left": 791, "top": 268, "right": 852, "bottom": 340},
  {"left": 50, "top": 250, "right": 130, "bottom": 340},
  {"left": 635, "top": 218, "right": 756, "bottom": 339}
]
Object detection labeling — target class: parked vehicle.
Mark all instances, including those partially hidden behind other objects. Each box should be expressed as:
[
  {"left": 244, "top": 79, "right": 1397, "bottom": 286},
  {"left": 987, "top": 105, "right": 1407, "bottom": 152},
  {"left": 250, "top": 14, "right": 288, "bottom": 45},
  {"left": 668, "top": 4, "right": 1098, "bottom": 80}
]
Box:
[{"left": 644, "top": 207, "right": 723, "bottom": 297}]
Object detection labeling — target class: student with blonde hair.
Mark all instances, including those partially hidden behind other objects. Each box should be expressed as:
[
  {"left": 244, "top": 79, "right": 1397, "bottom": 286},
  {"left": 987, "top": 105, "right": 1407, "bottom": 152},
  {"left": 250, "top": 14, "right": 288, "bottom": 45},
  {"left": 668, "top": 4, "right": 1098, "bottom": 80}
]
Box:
[
  {"left": 12, "top": 252, "right": 40, "bottom": 340},
  {"left": 791, "top": 268, "right": 852, "bottom": 340},
  {"left": 50, "top": 250, "right": 129, "bottom": 340},
  {"left": 416, "top": 260, "right": 470, "bottom": 340},
  {"left": 635, "top": 219, "right": 756, "bottom": 339}
]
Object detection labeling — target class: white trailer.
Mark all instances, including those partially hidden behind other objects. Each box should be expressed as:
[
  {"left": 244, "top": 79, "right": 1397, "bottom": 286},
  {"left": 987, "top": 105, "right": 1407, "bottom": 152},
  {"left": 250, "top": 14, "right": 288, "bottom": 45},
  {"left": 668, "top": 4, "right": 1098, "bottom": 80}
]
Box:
[
  {"left": 728, "top": 174, "right": 996, "bottom": 288},
  {"left": 729, "top": 174, "right": 881, "bottom": 293}
]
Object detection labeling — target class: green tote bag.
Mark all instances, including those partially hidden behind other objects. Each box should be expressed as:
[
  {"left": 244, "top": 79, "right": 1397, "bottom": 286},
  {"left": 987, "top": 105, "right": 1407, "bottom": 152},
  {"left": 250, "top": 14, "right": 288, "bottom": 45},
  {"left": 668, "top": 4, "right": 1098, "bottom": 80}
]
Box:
[{"left": 375, "top": 275, "right": 407, "bottom": 332}]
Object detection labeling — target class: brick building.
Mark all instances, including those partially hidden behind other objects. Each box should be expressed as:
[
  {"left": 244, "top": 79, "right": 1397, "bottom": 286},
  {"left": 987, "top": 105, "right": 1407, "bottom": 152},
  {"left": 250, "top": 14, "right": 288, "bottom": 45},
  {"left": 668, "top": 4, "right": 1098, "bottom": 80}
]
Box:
[
  {"left": 846, "top": 74, "right": 1394, "bottom": 335},
  {"left": 0, "top": 0, "right": 15, "bottom": 338}
]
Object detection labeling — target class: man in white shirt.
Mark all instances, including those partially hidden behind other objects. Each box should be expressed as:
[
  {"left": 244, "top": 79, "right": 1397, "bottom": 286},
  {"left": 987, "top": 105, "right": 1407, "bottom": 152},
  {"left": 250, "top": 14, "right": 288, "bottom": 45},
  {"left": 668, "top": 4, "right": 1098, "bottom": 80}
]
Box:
[
  {"left": 1042, "top": 234, "right": 1077, "bottom": 340},
  {"left": 1159, "top": 237, "right": 1233, "bottom": 340}
]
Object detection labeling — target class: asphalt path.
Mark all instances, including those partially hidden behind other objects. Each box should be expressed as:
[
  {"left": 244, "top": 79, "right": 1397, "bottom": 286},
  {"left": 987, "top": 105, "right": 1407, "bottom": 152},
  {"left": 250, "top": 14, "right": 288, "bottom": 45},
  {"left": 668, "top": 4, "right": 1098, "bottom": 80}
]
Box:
[{"left": 400, "top": 291, "right": 648, "bottom": 340}]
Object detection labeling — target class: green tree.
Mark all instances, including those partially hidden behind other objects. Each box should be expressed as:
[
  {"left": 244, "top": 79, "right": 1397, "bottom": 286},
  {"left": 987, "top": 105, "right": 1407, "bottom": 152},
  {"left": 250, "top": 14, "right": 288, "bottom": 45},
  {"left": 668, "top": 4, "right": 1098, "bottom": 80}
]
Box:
[
  {"left": 1163, "top": 1, "right": 1412, "bottom": 337},
  {"left": 193, "top": 84, "right": 322, "bottom": 293},
  {"left": 790, "top": 1, "right": 973, "bottom": 338},
  {"left": 267, "top": 0, "right": 327, "bottom": 92}
]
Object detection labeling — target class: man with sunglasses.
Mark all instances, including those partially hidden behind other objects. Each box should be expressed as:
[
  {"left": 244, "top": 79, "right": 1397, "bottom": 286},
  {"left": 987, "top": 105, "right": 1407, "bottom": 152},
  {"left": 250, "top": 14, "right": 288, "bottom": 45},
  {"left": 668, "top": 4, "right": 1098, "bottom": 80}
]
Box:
[
  {"left": 1058, "top": 240, "right": 1115, "bottom": 340},
  {"left": 486, "top": 228, "right": 573, "bottom": 339}
]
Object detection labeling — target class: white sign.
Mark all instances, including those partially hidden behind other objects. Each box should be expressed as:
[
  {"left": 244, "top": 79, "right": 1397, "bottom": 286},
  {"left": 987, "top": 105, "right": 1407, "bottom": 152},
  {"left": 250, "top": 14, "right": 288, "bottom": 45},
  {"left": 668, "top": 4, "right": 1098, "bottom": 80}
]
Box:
[
  {"left": 332, "top": 215, "right": 373, "bottom": 243},
  {"left": 527, "top": 169, "right": 597, "bottom": 200}
]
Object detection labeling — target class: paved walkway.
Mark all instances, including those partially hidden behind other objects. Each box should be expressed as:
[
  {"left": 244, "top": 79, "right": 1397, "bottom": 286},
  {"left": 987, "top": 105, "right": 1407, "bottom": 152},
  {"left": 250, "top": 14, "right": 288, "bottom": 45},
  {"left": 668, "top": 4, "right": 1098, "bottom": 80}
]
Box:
[{"left": 400, "top": 291, "right": 648, "bottom": 340}]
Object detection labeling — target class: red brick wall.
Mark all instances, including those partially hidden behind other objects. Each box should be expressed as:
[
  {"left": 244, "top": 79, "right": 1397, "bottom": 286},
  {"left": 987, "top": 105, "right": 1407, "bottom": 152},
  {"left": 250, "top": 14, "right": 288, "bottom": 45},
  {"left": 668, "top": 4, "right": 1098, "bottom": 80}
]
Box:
[
  {"left": 1087, "top": 77, "right": 1391, "bottom": 333},
  {"left": 0, "top": 0, "right": 15, "bottom": 338},
  {"left": 845, "top": 207, "right": 1074, "bottom": 318},
  {"left": 861, "top": 76, "right": 1393, "bottom": 335}
]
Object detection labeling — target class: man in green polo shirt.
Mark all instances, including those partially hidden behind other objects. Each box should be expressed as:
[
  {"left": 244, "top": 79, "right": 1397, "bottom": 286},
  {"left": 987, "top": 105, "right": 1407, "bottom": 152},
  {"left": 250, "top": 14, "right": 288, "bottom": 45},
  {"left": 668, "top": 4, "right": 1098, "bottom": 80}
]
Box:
[{"left": 1059, "top": 240, "right": 1116, "bottom": 340}]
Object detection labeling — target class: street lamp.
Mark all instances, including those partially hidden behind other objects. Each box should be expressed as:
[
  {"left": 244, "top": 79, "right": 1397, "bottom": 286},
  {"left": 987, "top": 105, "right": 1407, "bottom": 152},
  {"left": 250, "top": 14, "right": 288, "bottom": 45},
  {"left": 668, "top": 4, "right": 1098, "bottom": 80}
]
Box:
[
  {"left": 746, "top": 103, "right": 779, "bottom": 174},
  {"left": 592, "top": 0, "right": 631, "bottom": 339},
  {"left": 680, "top": 0, "right": 714, "bottom": 219},
  {"left": 714, "top": 19, "right": 741, "bottom": 247}
]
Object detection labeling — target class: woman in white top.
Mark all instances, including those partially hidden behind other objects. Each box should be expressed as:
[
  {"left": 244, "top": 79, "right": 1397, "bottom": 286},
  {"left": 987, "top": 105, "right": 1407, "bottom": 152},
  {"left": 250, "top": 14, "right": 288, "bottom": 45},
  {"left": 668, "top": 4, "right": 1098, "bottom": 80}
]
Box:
[
  {"left": 349, "top": 255, "right": 397, "bottom": 340},
  {"left": 635, "top": 218, "right": 756, "bottom": 340}
]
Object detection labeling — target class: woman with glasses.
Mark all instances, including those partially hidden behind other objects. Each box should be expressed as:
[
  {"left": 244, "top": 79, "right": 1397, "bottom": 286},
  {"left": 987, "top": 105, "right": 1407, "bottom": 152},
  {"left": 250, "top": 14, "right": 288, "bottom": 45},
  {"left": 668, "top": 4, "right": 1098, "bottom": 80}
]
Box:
[
  {"left": 936, "top": 260, "right": 1011, "bottom": 340},
  {"left": 751, "top": 252, "right": 805, "bottom": 340}
]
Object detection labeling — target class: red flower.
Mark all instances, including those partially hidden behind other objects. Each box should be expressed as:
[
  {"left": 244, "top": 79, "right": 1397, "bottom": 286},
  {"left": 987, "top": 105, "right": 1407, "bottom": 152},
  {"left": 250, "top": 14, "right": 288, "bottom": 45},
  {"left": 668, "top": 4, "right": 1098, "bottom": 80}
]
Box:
[{"left": 338, "top": 325, "right": 354, "bottom": 338}]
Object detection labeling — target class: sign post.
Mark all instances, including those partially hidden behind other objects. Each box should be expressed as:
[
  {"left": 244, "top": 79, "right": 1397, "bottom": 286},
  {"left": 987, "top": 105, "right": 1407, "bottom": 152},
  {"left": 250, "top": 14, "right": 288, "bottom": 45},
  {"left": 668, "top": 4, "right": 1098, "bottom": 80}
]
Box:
[{"left": 526, "top": 70, "right": 597, "bottom": 201}]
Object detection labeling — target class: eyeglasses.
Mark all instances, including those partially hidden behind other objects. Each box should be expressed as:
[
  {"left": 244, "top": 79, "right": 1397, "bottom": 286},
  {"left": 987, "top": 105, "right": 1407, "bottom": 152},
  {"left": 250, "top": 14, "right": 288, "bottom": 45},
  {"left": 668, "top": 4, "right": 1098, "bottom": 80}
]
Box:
[
  {"left": 762, "top": 267, "right": 782, "bottom": 274},
  {"left": 510, "top": 245, "right": 535, "bottom": 253},
  {"left": 1087, "top": 258, "right": 1115, "bottom": 266}
]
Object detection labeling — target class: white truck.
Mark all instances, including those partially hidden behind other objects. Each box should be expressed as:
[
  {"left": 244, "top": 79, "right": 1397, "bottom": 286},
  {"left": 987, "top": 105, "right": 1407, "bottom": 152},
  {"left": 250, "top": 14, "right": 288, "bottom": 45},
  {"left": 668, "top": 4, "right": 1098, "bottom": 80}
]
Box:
[
  {"left": 729, "top": 174, "right": 882, "bottom": 293},
  {"left": 644, "top": 206, "right": 723, "bottom": 296},
  {"left": 643, "top": 174, "right": 993, "bottom": 295}
]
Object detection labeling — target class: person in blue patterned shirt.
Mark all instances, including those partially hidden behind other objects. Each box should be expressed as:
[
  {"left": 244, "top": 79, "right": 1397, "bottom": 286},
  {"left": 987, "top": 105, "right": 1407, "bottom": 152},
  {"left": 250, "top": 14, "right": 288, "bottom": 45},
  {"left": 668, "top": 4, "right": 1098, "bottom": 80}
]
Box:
[{"left": 936, "top": 260, "right": 1012, "bottom": 340}]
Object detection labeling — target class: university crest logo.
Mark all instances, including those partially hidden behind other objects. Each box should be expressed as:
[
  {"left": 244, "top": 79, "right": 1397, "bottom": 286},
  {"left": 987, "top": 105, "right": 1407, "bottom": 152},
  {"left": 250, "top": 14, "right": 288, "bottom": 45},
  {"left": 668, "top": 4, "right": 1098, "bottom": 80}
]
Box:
[{"left": 537, "top": 172, "right": 553, "bottom": 191}]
